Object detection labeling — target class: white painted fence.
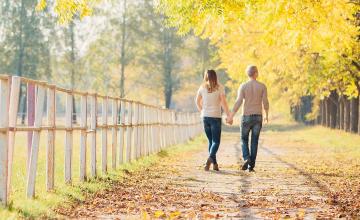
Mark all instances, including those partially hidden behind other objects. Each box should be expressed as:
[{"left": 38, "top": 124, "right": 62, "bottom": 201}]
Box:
[{"left": 0, "top": 75, "right": 202, "bottom": 206}]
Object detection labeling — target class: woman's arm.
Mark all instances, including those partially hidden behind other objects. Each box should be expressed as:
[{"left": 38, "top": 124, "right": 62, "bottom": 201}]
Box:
[
  {"left": 220, "top": 93, "right": 231, "bottom": 117},
  {"left": 195, "top": 92, "right": 202, "bottom": 112}
]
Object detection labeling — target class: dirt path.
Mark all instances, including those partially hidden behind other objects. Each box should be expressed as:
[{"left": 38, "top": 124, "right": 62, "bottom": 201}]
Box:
[{"left": 57, "top": 127, "right": 336, "bottom": 219}]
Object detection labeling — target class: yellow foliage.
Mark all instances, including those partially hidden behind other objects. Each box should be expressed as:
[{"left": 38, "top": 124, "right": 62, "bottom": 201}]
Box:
[
  {"left": 158, "top": 0, "right": 359, "bottom": 105},
  {"left": 35, "top": 0, "right": 47, "bottom": 11},
  {"left": 38, "top": 0, "right": 98, "bottom": 24},
  {"left": 169, "top": 211, "right": 181, "bottom": 219},
  {"left": 154, "top": 210, "right": 166, "bottom": 218}
]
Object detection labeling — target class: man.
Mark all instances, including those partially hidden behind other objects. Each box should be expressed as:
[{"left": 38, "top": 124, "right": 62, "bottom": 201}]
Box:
[{"left": 227, "top": 65, "right": 269, "bottom": 172}]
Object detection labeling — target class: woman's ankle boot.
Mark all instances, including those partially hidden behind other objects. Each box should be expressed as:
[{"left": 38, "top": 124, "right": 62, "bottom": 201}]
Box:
[
  {"left": 204, "top": 157, "right": 212, "bottom": 171},
  {"left": 213, "top": 163, "right": 219, "bottom": 171}
]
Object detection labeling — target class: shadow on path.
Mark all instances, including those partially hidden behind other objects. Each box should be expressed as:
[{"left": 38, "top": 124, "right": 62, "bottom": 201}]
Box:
[
  {"left": 259, "top": 145, "right": 331, "bottom": 196},
  {"left": 229, "top": 140, "right": 255, "bottom": 218},
  {"left": 222, "top": 124, "right": 240, "bottom": 133},
  {"left": 223, "top": 123, "right": 312, "bottom": 133},
  {"left": 262, "top": 123, "right": 311, "bottom": 132}
]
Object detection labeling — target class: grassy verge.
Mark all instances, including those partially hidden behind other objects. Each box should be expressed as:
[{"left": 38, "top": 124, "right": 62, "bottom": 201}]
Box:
[
  {"left": 262, "top": 118, "right": 360, "bottom": 217},
  {"left": 0, "top": 131, "right": 205, "bottom": 219}
]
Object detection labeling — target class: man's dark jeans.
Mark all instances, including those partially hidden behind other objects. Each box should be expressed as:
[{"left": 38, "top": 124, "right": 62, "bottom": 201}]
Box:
[
  {"left": 241, "top": 115, "right": 262, "bottom": 168},
  {"left": 203, "top": 117, "right": 221, "bottom": 164}
]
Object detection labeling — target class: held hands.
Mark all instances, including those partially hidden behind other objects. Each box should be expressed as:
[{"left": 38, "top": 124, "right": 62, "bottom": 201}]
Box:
[{"left": 225, "top": 112, "right": 234, "bottom": 125}]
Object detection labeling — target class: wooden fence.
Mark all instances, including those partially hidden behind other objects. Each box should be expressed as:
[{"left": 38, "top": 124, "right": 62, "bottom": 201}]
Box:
[{"left": 0, "top": 75, "right": 202, "bottom": 206}]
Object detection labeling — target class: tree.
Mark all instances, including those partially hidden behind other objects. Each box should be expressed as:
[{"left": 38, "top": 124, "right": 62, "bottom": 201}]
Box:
[
  {"left": 119, "top": 0, "right": 127, "bottom": 98},
  {"left": 157, "top": 0, "right": 359, "bottom": 119},
  {"left": 0, "top": 0, "right": 56, "bottom": 124}
]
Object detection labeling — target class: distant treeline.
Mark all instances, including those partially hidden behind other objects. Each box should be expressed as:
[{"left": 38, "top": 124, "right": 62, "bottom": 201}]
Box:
[{"left": 291, "top": 94, "right": 360, "bottom": 135}]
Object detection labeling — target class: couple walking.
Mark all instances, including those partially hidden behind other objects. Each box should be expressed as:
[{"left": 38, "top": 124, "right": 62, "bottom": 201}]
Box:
[{"left": 195, "top": 65, "right": 269, "bottom": 172}]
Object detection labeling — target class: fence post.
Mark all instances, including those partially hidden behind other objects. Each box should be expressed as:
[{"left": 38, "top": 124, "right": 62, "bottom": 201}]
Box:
[
  {"left": 133, "top": 102, "right": 139, "bottom": 160},
  {"left": 143, "top": 106, "right": 147, "bottom": 156},
  {"left": 156, "top": 108, "right": 159, "bottom": 151},
  {"left": 7, "top": 76, "right": 20, "bottom": 197},
  {"left": 140, "top": 105, "right": 148, "bottom": 156},
  {"left": 46, "top": 85, "right": 56, "bottom": 190},
  {"left": 180, "top": 113, "right": 186, "bottom": 142},
  {"left": 119, "top": 100, "right": 125, "bottom": 164},
  {"left": 111, "top": 99, "right": 117, "bottom": 169},
  {"left": 162, "top": 110, "right": 166, "bottom": 149},
  {"left": 148, "top": 107, "right": 152, "bottom": 154},
  {"left": 172, "top": 111, "right": 176, "bottom": 145},
  {"left": 126, "top": 101, "right": 132, "bottom": 162},
  {"left": 139, "top": 104, "right": 143, "bottom": 158},
  {"left": 102, "top": 97, "right": 108, "bottom": 173},
  {"left": 79, "top": 94, "right": 87, "bottom": 181},
  {"left": 164, "top": 111, "right": 168, "bottom": 148},
  {"left": 156, "top": 108, "right": 160, "bottom": 152},
  {"left": 90, "top": 95, "right": 97, "bottom": 177},
  {"left": 151, "top": 107, "right": 159, "bottom": 153},
  {"left": 150, "top": 107, "right": 153, "bottom": 154},
  {"left": 64, "top": 92, "right": 73, "bottom": 184},
  {"left": 147, "top": 106, "right": 152, "bottom": 155},
  {"left": 27, "top": 83, "right": 35, "bottom": 173},
  {"left": 0, "top": 77, "right": 9, "bottom": 206},
  {"left": 27, "top": 84, "right": 46, "bottom": 198}
]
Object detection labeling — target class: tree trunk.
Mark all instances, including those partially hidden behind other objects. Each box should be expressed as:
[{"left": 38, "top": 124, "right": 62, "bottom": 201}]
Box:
[
  {"left": 162, "top": 28, "right": 174, "bottom": 109},
  {"left": 16, "top": 0, "right": 26, "bottom": 77},
  {"left": 321, "top": 99, "right": 326, "bottom": 126},
  {"left": 329, "top": 91, "right": 338, "bottom": 129},
  {"left": 339, "top": 96, "right": 344, "bottom": 130},
  {"left": 17, "top": 0, "right": 26, "bottom": 123},
  {"left": 325, "top": 97, "right": 331, "bottom": 127},
  {"left": 300, "top": 96, "right": 310, "bottom": 123},
  {"left": 336, "top": 98, "right": 340, "bottom": 129},
  {"left": 120, "top": 0, "right": 127, "bottom": 98},
  {"left": 350, "top": 97, "right": 359, "bottom": 133},
  {"left": 317, "top": 100, "right": 322, "bottom": 124},
  {"left": 69, "top": 21, "right": 77, "bottom": 123},
  {"left": 199, "top": 39, "right": 210, "bottom": 77},
  {"left": 357, "top": 86, "right": 360, "bottom": 135},
  {"left": 344, "top": 98, "right": 351, "bottom": 132},
  {"left": 358, "top": 97, "right": 360, "bottom": 135}
]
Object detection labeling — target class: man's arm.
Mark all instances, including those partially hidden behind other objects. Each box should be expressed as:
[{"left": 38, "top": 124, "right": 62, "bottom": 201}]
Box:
[
  {"left": 262, "top": 85, "right": 269, "bottom": 122},
  {"left": 231, "top": 86, "right": 244, "bottom": 115},
  {"left": 226, "top": 85, "right": 244, "bottom": 124}
]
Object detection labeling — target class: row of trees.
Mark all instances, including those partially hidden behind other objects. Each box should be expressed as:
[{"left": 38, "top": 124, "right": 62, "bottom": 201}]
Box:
[
  {"left": 292, "top": 93, "right": 360, "bottom": 134},
  {"left": 6, "top": 0, "right": 358, "bottom": 127},
  {"left": 155, "top": 0, "right": 359, "bottom": 133},
  {"left": 0, "top": 0, "right": 222, "bottom": 114}
]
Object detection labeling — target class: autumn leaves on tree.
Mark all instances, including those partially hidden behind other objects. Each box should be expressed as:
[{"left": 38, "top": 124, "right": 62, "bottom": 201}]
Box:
[{"left": 33, "top": 0, "right": 360, "bottom": 130}]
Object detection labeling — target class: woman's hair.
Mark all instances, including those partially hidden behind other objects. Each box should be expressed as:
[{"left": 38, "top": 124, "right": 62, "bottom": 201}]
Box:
[{"left": 202, "top": 69, "right": 219, "bottom": 92}]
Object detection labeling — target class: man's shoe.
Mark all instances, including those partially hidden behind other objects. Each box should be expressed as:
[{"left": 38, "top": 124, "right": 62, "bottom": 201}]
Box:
[
  {"left": 249, "top": 167, "right": 255, "bottom": 172},
  {"left": 241, "top": 159, "right": 250, "bottom": 170},
  {"left": 204, "top": 157, "right": 212, "bottom": 171},
  {"left": 213, "top": 163, "right": 219, "bottom": 171}
]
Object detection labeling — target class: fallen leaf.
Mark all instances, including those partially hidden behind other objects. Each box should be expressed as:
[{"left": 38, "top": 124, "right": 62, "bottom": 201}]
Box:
[{"left": 154, "top": 210, "right": 166, "bottom": 218}]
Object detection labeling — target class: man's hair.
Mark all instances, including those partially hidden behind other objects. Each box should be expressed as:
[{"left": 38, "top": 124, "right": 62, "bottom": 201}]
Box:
[{"left": 246, "top": 65, "right": 258, "bottom": 77}]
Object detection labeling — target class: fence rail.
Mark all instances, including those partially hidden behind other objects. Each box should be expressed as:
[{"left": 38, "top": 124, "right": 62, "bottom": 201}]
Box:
[{"left": 0, "top": 75, "right": 202, "bottom": 206}]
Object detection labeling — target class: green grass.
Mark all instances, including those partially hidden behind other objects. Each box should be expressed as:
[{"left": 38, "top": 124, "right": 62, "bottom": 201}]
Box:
[
  {"left": 263, "top": 118, "right": 360, "bottom": 175},
  {"left": 0, "top": 130, "right": 205, "bottom": 219},
  {"left": 264, "top": 118, "right": 360, "bottom": 153}
]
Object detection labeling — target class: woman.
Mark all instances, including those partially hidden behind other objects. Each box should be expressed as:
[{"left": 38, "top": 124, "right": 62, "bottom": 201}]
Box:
[{"left": 195, "top": 69, "right": 231, "bottom": 171}]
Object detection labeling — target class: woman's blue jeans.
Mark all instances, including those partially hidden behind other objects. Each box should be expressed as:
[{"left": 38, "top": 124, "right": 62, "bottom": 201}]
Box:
[
  {"left": 241, "top": 115, "right": 263, "bottom": 168},
  {"left": 203, "top": 117, "right": 221, "bottom": 164}
]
